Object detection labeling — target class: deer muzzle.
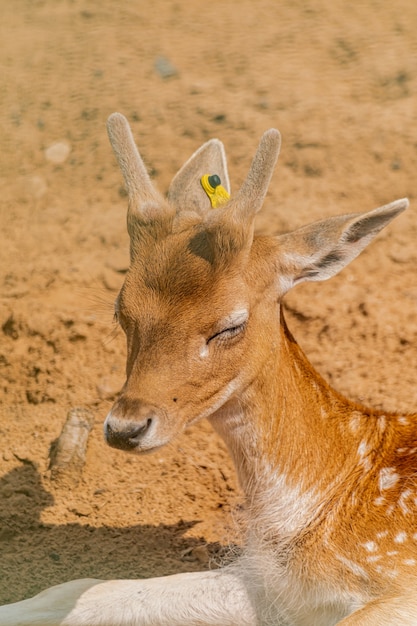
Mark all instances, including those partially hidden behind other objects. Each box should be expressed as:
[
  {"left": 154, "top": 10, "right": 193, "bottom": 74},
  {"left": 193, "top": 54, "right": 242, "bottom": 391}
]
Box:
[{"left": 104, "top": 397, "right": 164, "bottom": 452}]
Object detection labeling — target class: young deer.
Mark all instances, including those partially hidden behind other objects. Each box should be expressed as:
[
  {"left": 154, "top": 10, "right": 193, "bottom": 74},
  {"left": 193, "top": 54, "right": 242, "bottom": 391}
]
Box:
[{"left": 0, "top": 114, "right": 415, "bottom": 626}]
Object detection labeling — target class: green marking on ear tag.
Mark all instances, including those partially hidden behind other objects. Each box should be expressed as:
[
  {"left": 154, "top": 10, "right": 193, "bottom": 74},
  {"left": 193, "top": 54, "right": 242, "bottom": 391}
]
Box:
[{"left": 201, "top": 174, "right": 230, "bottom": 208}]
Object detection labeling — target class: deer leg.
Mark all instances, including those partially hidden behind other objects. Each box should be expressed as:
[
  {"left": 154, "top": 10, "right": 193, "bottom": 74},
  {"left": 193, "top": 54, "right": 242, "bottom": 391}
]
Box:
[
  {"left": 338, "top": 592, "right": 417, "bottom": 626},
  {"left": 0, "top": 568, "right": 258, "bottom": 626}
]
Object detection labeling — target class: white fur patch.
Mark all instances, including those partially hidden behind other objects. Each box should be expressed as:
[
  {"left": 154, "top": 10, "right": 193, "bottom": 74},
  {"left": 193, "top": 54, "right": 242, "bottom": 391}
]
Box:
[
  {"left": 199, "top": 343, "right": 209, "bottom": 358},
  {"left": 357, "top": 440, "right": 372, "bottom": 471},
  {"left": 398, "top": 489, "right": 413, "bottom": 514},
  {"left": 378, "top": 467, "right": 399, "bottom": 491},
  {"left": 362, "top": 541, "right": 378, "bottom": 553},
  {"left": 334, "top": 554, "right": 369, "bottom": 580}
]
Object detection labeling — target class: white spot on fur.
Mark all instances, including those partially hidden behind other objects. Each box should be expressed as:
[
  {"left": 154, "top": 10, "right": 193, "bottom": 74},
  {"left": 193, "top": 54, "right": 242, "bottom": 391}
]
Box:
[
  {"left": 361, "top": 459, "right": 372, "bottom": 472},
  {"left": 199, "top": 343, "right": 209, "bottom": 358},
  {"left": 335, "top": 554, "right": 369, "bottom": 580},
  {"left": 403, "top": 558, "right": 416, "bottom": 566},
  {"left": 254, "top": 473, "right": 322, "bottom": 537},
  {"left": 376, "top": 530, "right": 388, "bottom": 539},
  {"left": 387, "top": 550, "right": 399, "bottom": 556},
  {"left": 398, "top": 489, "right": 413, "bottom": 514},
  {"left": 278, "top": 275, "right": 294, "bottom": 294},
  {"left": 357, "top": 440, "right": 372, "bottom": 471},
  {"left": 358, "top": 440, "right": 370, "bottom": 457},
  {"left": 377, "top": 416, "right": 386, "bottom": 434},
  {"left": 394, "top": 531, "right": 407, "bottom": 544},
  {"left": 362, "top": 541, "right": 378, "bottom": 553},
  {"left": 349, "top": 412, "right": 362, "bottom": 434},
  {"left": 367, "top": 555, "right": 381, "bottom": 563},
  {"left": 398, "top": 416, "right": 409, "bottom": 425},
  {"left": 378, "top": 467, "right": 399, "bottom": 491},
  {"left": 374, "top": 496, "right": 385, "bottom": 506}
]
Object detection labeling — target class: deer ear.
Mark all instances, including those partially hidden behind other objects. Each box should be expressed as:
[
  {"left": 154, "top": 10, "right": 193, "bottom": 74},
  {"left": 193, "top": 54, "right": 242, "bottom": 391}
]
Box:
[
  {"left": 277, "top": 198, "right": 409, "bottom": 292},
  {"left": 107, "top": 113, "right": 165, "bottom": 214},
  {"left": 168, "top": 139, "right": 230, "bottom": 214}
]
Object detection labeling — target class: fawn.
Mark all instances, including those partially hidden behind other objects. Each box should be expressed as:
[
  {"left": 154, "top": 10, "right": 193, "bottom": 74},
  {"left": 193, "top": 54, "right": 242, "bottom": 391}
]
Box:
[{"left": 0, "top": 113, "right": 414, "bottom": 625}]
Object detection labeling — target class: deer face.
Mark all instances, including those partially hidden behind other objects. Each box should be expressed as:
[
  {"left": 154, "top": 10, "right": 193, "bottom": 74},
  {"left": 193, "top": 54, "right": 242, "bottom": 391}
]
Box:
[
  {"left": 103, "top": 113, "right": 407, "bottom": 453},
  {"left": 104, "top": 218, "right": 281, "bottom": 453}
]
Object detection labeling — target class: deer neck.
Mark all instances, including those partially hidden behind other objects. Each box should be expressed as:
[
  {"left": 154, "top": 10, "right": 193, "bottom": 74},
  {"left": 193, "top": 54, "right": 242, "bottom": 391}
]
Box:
[{"left": 209, "top": 308, "right": 358, "bottom": 505}]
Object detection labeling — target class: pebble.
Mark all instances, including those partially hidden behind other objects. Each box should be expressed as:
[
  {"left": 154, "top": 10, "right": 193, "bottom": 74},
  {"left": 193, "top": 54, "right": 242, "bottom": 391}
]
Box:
[
  {"left": 45, "top": 141, "right": 71, "bottom": 164},
  {"left": 69, "top": 503, "right": 93, "bottom": 517},
  {"left": 154, "top": 56, "right": 178, "bottom": 79},
  {"left": 180, "top": 545, "right": 210, "bottom": 565},
  {"left": 191, "top": 545, "right": 210, "bottom": 565}
]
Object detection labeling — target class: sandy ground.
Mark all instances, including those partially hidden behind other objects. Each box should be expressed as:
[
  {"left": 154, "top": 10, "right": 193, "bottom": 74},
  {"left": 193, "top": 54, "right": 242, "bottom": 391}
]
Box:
[{"left": 1, "top": 0, "right": 417, "bottom": 604}]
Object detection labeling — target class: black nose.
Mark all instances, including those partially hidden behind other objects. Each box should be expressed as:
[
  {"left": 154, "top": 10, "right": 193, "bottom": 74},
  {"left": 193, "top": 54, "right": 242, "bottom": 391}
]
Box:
[{"left": 105, "top": 418, "right": 152, "bottom": 451}]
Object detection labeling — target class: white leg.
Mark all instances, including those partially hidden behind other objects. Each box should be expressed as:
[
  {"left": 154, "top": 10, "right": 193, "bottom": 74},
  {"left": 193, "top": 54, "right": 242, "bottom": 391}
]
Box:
[{"left": 0, "top": 568, "right": 257, "bottom": 626}]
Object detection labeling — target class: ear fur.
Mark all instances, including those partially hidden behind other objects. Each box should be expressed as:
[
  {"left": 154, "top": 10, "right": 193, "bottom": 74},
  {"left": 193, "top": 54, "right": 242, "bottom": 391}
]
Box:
[
  {"left": 227, "top": 129, "right": 281, "bottom": 221},
  {"left": 168, "top": 139, "right": 230, "bottom": 215},
  {"left": 107, "top": 113, "right": 164, "bottom": 211},
  {"left": 277, "top": 198, "right": 409, "bottom": 292}
]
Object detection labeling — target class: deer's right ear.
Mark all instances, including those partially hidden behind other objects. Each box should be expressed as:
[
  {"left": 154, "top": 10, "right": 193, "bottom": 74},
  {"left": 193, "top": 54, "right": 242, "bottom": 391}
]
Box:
[{"left": 168, "top": 139, "right": 230, "bottom": 215}]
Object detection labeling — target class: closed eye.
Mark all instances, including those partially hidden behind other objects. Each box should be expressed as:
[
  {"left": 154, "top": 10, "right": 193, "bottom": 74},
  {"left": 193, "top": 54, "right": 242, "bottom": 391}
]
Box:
[{"left": 208, "top": 322, "right": 247, "bottom": 343}]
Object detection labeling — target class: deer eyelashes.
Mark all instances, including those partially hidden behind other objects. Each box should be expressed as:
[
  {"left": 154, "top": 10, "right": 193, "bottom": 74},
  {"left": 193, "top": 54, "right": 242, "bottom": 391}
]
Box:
[{"left": 207, "top": 308, "right": 249, "bottom": 345}]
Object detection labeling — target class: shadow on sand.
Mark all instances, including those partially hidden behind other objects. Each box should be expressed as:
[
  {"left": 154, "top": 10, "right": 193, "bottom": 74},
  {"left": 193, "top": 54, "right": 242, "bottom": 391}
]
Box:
[{"left": 0, "top": 462, "right": 236, "bottom": 605}]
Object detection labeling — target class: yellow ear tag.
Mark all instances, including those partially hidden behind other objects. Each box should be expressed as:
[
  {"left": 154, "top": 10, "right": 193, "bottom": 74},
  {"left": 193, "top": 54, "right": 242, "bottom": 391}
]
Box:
[{"left": 200, "top": 174, "right": 230, "bottom": 208}]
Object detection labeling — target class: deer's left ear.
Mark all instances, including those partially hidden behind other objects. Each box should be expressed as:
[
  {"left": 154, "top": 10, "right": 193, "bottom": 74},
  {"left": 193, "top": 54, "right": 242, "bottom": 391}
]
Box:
[
  {"left": 168, "top": 139, "right": 230, "bottom": 214},
  {"left": 276, "top": 198, "right": 409, "bottom": 293}
]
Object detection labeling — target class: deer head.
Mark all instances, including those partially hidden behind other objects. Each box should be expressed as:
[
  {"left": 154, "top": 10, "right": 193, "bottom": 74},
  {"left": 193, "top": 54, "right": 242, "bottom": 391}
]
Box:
[{"left": 104, "top": 112, "right": 408, "bottom": 454}]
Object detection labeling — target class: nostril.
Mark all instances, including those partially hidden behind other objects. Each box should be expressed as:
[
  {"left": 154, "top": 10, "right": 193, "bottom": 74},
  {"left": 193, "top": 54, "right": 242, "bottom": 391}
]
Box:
[
  {"left": 127, "top": 418, "right": 152, "bottom": 443},
  {"left": 105, "top": 416, "right": 153, "bottom": 450}
]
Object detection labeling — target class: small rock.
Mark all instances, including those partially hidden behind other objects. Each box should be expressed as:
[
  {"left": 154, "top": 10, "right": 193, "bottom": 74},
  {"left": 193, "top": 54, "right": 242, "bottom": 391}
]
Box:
[
  {"left": 45, "top": 141, "right": 71, "bottom": 164},
  {"left": 154, "top": 56, "right": 178, "bottom": 79},
  {"left": 12, "top": 448, "right": 35, "bottom": 465},
  {"left": 69, "top": 503, "right": 93, "bottom": 517},
  {"left": 389, "top": 249, "right": 410, "bottom": 264},
  {"left": 180, "top": 545, "right": 210, "bottom": 565},
  {"left": 191, "top": 545, "right": 210, "bottom": 565},
  {"left": 2, "top": 314, "right": 19, "bottom": 340}
]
